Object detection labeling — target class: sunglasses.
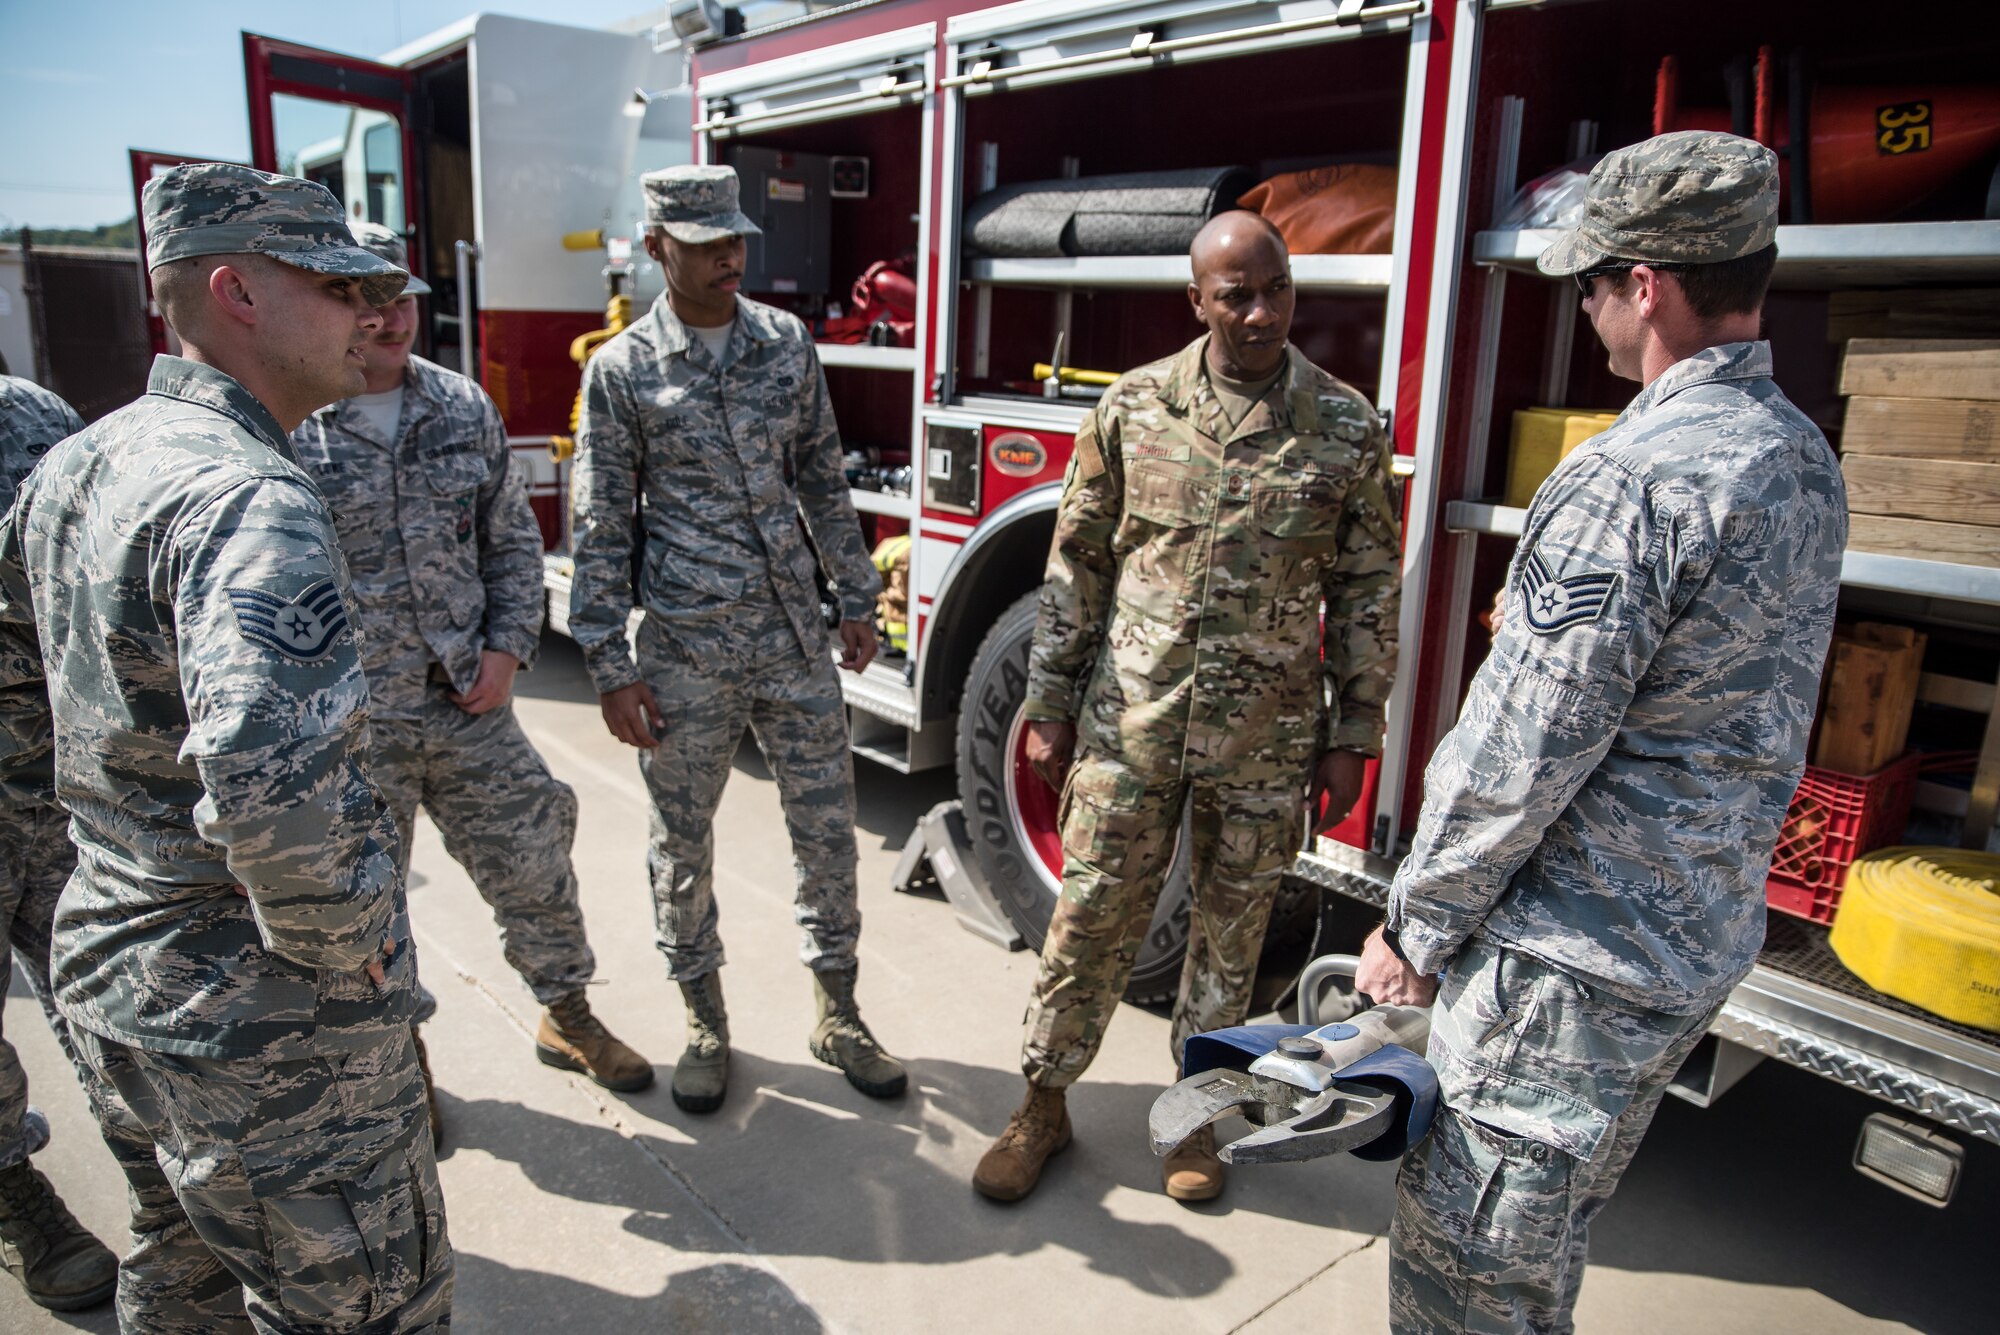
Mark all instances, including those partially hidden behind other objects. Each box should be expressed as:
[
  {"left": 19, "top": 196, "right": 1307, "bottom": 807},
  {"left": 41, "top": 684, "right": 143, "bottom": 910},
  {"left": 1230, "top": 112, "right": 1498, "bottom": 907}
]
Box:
[{"left": 1574, "top": 262, "right": 1682, "bottom": 298}]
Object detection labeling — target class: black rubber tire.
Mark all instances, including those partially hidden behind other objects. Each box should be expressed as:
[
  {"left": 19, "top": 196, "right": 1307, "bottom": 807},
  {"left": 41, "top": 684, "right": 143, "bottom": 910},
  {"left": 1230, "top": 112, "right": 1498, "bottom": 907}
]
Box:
[{"left": 955, "top": 590, "right": 1190, "bottom": 1004}]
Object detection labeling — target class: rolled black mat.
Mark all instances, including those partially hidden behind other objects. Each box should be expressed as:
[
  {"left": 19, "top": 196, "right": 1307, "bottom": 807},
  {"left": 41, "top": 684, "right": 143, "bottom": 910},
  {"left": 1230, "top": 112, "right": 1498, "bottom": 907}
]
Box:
[{"left": 965, "top": 166, "right": 1258, "bottom": 258}]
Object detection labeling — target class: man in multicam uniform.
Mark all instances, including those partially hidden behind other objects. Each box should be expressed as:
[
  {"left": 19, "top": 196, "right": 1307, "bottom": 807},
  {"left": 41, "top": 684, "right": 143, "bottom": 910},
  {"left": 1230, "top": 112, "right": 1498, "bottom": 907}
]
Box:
[
  {"left": 293, "top": 223, "right": 651, "bottom": 1124},
  {"left": 1358, "top": 132, "right": 1847, "bottom": 1335},
  {"left": 0, "top": 375, "right": 120, "bottom": 1313},
  {"left": 570, "top": 164, "right": 906, "bottom": 1115},
  {"left": 0, "top": 163, "right": 452, "bottom": 1332},
  {"left": 973, "top": 211, "right": 1403, "bottom": 1204}
]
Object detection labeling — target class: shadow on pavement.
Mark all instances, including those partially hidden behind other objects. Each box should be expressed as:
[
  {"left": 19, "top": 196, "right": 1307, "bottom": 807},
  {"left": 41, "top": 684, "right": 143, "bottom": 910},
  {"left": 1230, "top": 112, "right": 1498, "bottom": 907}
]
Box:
[
  {"left": 1588, "top": 1059, "right": 1994, "bottom": 1335},
  {"left": 437, "top": 1053, "right": 1402, "bottom": 1301},
  {"left": 451, "top": 1254, "right": 824, "bottom": 1332}
]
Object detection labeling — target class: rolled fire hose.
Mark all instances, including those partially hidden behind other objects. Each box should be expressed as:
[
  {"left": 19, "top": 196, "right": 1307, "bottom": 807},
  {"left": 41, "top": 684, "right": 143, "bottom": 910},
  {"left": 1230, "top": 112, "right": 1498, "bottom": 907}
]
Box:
[{"left": 1829, "top": 846, "right": 2000, "bottom": 1032}]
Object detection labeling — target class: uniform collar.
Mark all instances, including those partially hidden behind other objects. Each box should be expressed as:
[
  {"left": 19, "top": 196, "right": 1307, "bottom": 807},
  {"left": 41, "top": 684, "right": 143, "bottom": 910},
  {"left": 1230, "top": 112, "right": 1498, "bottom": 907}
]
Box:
[
  {"left": 1160, "top": 335, "right": 1317, "bottom": 433},
  {"left": 146, "top": 355, "right": 292, "bottom": 457},
  {"left": 648, "top": 294, "right": 775, "bottom": 372},
  {"left": 310, "top": 356, "right": 438, "bottom": 449},
  {"left": 1627, "top": 340, "right": 1774, "bottom": 416}
]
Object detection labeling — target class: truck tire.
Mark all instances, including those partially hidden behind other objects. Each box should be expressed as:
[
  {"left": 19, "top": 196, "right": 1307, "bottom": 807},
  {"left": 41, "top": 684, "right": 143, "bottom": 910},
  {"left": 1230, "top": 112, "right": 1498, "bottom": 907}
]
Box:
[{"left": 955, "top": 590, "right": 1191, "bottom": 1004}]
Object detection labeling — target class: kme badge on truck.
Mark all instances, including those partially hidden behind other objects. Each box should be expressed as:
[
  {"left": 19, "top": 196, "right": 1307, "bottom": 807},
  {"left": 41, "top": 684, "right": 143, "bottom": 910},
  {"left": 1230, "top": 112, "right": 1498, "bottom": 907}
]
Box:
[{"left": 1521, "top": 547, "right": 1618, "bottom": 634}]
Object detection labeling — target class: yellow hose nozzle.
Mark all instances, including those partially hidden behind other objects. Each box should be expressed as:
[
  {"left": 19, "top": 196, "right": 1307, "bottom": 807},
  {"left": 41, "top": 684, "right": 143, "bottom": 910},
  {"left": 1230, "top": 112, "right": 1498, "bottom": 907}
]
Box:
[{"left": 1033, "top": 363, "right": 1118, "bottom": 388}]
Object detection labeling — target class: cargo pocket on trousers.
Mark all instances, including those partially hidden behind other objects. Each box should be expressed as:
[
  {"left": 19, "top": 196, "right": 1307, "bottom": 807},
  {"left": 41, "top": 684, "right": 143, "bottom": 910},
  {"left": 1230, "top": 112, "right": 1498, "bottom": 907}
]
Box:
[
  {"left": 255, "top": 1142, "right": 428, "bottom": 1327},
  {"left": 1423, "top": 1109, "right": 1577, "bottom": 1291}
]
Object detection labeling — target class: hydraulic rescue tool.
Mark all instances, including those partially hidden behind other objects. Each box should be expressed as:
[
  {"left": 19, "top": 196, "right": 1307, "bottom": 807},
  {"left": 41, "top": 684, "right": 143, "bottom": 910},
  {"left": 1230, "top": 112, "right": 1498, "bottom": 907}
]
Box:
[{"left": 1150, "top": 959, "right": 1438, "bottom": 1166}]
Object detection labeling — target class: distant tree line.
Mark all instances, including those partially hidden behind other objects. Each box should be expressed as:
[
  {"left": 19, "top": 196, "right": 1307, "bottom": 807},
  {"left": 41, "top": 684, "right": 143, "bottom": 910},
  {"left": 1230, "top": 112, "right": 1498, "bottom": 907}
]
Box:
[{"left": 1, "top": 218, "right": 138, "bottom": 249}]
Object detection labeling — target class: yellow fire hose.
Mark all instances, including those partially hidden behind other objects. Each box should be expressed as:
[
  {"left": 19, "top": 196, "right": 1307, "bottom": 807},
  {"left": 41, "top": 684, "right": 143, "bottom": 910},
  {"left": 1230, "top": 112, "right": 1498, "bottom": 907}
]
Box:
[
  {"left": 549, "top": 230, "right": 633, "bottom": 463},
  {"left": 1830, "top": 847, "right": 2000, "bottom": 1032}
]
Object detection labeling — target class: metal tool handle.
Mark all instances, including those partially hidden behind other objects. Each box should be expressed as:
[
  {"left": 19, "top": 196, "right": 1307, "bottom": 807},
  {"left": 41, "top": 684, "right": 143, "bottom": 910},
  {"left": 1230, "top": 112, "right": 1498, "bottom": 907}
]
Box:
[{"left": 1297, "top": 953, "right": 1364, "bottom": 1025}]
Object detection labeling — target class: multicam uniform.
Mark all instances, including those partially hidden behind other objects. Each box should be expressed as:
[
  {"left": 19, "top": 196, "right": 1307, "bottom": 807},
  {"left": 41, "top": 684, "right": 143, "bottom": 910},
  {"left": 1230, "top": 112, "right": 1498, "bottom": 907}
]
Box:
[
  {"left": 1384, "top": 341, "right": 1846, "bottom": 1334},
  {"left": 0, "top": 376, "right": 91, "bottom": 1175},
  {"left": 0, "top": 356, "right": 451, "bottom": 1333},
  {"left": 569, "top": 294, "right": 880, "bottom": 982},
  {"left": 1021, "top": 335, "right": 1401, "bottom": 1084},
  {"left": 294, "top": 354, "right": 595, "bottom": 1013}
]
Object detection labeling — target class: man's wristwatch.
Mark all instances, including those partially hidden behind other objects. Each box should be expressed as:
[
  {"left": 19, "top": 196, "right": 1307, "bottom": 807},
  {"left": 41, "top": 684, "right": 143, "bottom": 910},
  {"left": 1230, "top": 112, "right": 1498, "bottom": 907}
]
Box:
[{"left": 1380, "top": 923, "right": 1409, "bottom": 963}]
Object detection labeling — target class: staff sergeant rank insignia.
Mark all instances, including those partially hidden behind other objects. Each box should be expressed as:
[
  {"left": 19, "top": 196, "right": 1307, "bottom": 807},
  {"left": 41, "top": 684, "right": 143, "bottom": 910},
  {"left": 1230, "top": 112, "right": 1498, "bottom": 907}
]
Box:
[
  {"left": 227, "top": 579, "right": 351, "bottom": 660},
  {"left": 1521, "top": 546, "right": 1618, "bottom": 634}
]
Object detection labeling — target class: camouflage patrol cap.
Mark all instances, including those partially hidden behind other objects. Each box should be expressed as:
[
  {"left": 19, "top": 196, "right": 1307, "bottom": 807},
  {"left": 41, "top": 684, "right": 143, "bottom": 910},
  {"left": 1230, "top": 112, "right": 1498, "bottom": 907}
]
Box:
[
  {"left": 642, "top": 165, "right": 763, "bottom": 244},
  {"left": 350, "top": 221, "right": 432, "bottom": 297},
  {"left": 1536, "top": 131, "right": 1779, "bottom": 277},
  {"left": 142, "top": 163, "right": 408, "bottom": 306}
]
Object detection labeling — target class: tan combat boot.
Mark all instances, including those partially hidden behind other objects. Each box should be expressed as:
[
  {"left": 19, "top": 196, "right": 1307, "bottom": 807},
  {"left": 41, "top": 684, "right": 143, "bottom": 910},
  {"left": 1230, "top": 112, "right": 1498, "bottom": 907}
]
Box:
[
  {"left": 0, "top": 1159, "right": 118, "bottom": 1312},
  {"left": 808, "top": 966, "right": 908, "bottom": 1098},
  {"left": 536, "top": 990, "right": 655, "bottom": 1093},
  {"left": 1162, "top": 1123, "right": 1225, "bottom": 1202},
  {"left": 672, "top": 973, "right": 729, "bottom": 1114},
  {"left": 972, "top": 1083, "right": 1071, "bottom": 1202},
  {"left": 412, "top": 1026, "right": 444, "bottom": 1151}
]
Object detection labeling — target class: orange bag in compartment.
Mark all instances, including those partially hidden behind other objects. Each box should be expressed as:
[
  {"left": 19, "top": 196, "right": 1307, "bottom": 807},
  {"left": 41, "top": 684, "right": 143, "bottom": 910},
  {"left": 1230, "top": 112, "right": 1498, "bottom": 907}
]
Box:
[{"left": 1238, "top": 165, "right": 1398, "bottom": 255}]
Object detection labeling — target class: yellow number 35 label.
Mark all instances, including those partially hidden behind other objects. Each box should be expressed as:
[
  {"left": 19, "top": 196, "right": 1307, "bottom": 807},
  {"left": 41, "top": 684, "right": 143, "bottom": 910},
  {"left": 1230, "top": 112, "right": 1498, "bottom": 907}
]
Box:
[{"left": 1877, "top": 100, "right": 1933, "bottom": 155}]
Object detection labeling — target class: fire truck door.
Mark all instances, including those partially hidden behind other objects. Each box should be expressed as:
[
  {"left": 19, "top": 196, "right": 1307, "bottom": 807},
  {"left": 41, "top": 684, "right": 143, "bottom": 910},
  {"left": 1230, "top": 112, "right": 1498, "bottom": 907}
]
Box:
[
  {"left": 241, "top": 34, "right": 424, "bottom": 328},
  {"left": 127, "top": 149, "right": 250, "bottom": 356}
]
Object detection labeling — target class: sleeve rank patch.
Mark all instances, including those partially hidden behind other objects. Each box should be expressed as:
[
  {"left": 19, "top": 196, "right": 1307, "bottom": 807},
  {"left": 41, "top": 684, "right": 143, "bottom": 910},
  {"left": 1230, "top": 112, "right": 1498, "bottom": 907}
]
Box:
[
  {"left": 227, "top": 579, "right": 351, "bottom": 661},
  {"left": 1521, "top": 547, "right": 1619, "bottom": 634}
]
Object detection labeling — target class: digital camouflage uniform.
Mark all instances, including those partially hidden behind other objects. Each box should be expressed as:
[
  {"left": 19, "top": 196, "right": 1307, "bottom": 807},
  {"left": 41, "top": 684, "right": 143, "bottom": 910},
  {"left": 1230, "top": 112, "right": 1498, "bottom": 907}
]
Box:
[
  {"left": 0, "top": 164, "right": 450, "bottom": 1333},
  {"left": 1021, "top": 335, "right": 1402, "bottom": 1086},
  {"left": 295, "top": 352, "right": 595, "bottom": 1015},
  {"left": 1384, "top": 134, "right": 1846, "bottom": 1335},
  {"left": 570, "top": 277, "right": 880, "bottom": 981},
  {"left": 0, "top": 376, "right": 91, "bottom": 1174}
]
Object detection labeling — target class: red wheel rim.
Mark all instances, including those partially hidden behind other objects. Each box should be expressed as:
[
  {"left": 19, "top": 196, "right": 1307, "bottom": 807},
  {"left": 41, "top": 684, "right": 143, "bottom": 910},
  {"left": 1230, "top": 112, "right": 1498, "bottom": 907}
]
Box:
[{"left": 1004, "top": 706, "right": 1065, "bottom": 891}]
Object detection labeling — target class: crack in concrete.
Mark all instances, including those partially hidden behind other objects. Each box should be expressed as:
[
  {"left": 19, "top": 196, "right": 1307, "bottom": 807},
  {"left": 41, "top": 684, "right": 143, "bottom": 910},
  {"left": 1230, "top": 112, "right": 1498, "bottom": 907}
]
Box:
[
  {"left": 1226, "top": 1233, "right": 1381, "bottom": 1334},
  {"left": 415, "top": 923, "right": 844, "bottom": 1334}
]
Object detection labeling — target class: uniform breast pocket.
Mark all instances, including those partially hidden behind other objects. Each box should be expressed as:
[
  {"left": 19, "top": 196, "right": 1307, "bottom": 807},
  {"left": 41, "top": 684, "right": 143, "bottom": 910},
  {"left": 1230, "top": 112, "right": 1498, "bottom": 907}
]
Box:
[
  {"left": 1254, "top": 478, "right": 1344, "bottom": 557},
  {"left": 1113, "top": 467, "right": 1210, "bottom": 622},
  {"left": 417, "top": 449, "right": 488, "bottom": 553}
]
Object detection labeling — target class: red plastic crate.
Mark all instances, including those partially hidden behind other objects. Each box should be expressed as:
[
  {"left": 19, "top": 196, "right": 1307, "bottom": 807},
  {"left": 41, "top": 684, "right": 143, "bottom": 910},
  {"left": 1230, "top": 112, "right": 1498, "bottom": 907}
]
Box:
[{"left": 1765, "top": 753, "right": 1922, "bottom": 924}]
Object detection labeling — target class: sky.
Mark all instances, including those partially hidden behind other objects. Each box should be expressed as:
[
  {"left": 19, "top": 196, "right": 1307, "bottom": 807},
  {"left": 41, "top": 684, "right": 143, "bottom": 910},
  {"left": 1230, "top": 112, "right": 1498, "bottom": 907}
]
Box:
[{"left": 0, "top": 0, "right": 662, "bottom": 230}]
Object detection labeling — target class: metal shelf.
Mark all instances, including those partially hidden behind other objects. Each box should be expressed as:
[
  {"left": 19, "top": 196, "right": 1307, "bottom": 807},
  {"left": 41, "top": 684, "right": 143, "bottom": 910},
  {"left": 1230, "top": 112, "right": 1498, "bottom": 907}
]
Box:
[
  {"left": 962, "top": 252, "right": 1394, "bottom": 292},
  {"left": 1445, "top": 500, "right": 2000, "bottom": 606},
  {"left": 1473, "top": 220, "right": 2000, "bottom": 289},
  {"left": 816, "top": 343, "right": 919, "bottom": 371},
  {"left": 848, "top": 487, "right": 916, "bottom": 518}
]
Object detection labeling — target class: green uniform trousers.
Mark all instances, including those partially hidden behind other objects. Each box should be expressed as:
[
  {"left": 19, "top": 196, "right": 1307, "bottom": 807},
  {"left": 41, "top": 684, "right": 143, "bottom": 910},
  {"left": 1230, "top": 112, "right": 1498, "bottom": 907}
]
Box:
[
  {"left": 633, "top": 612, "right": 862, "bottom": 982},
  {"left": 0, "top": 801, "right": 88, "bottom": 1169},
  {"left": 372, "top": 680, "right": 595, "bottom": 1021},
  {"left": 1389, "top": 939, "right": 1716, "bottom": 1335},
  {"left": 78, "top": 1024, "right": 453, "bottom": 1334},
  {"left": 1022, "top": 749, "right": 1300, "bottom": 1087}
]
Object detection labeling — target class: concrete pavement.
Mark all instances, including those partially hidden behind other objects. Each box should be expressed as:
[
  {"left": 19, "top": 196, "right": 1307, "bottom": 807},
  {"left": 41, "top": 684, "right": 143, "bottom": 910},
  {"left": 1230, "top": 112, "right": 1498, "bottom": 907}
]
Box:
[{"left": 4, "top": 632, "right": 1991, "bottom": 1333}]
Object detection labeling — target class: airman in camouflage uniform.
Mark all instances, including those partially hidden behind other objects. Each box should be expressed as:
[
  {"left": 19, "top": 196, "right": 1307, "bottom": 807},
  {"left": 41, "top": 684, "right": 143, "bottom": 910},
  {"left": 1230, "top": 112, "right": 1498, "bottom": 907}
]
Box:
[
  {"left": 570, "top": 164, "right": 905, "bottom": 1114},
  {"left": 0, "top": 375, "right": 121, "bottom": 1313},
  {"left": 293, "top": 223, "right": 651, "bottom": 1113},
  {"left": 0, "top": 164, "right": 451, "bottom": 1332},
  {"left": 974, "top": 212, "right": 1402, "bottom": 1204},
  {"left": 1359, "top": 133, "right": 1847, "bottom": 1334}
]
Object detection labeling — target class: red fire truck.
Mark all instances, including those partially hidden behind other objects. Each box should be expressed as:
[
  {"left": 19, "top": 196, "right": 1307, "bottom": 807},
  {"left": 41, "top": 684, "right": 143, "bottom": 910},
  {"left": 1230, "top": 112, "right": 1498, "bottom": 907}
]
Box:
[{"left": 139, "top": 0, "right": 2000, "bottom": 1204}]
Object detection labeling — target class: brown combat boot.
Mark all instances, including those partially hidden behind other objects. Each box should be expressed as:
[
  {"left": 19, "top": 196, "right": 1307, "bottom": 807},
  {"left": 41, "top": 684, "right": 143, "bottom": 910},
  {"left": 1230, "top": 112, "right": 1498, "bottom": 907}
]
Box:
[
  {"left": 1162, "top": 1124, "right": 1225, "bottom": 1202},
  {"left": 0, "top": 1159, "right": 118, "bottom": 1312},
  {"left": 972, "top": 1083, "right": 1071, "bottom": 1202},
  {"left": 536, "top": 990, "right": 655, "bottom": 1093},
  {"left": 672, "top": 973, "right": 729, "bottom": 1114},
  {"left": 412, "top": 1026, "right": 444, "bottom": 1152},
  {"left": 808, "top": 967, "right": 908, "bottom": 1098}
]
